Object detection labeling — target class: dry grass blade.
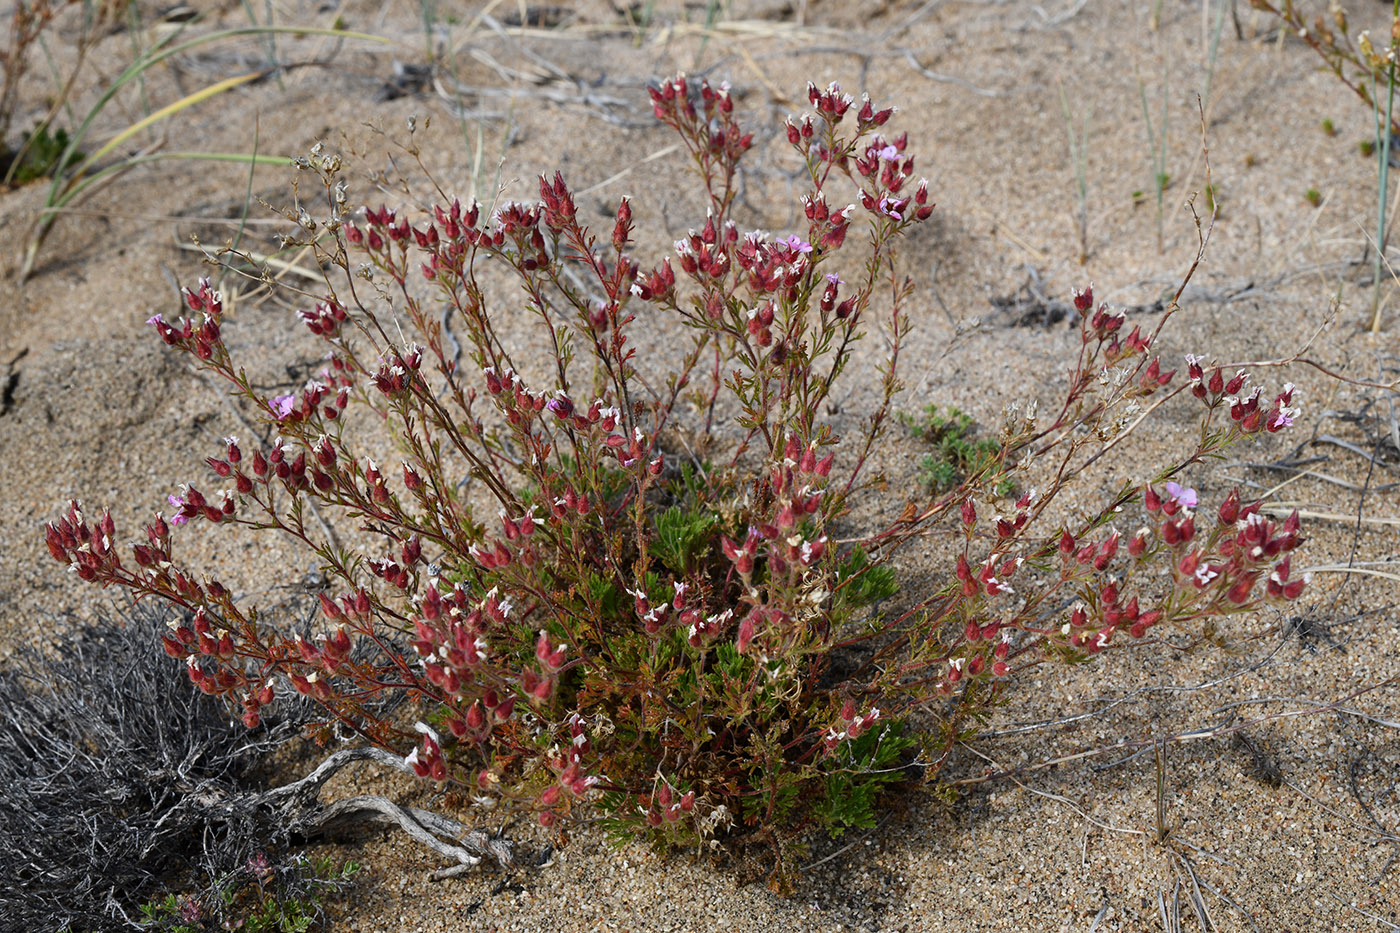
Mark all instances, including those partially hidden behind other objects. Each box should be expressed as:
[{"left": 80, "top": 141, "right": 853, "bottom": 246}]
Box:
[
  {"left": 1180, "top": 857, "right": 1216, "bottom": 931},
  {"left": 1261, "top": 506, "right": 1400, "bottom": 528},
  {"left": 1326, "top": 892, "right": 1400, "bottom": 930},
  {"left": 1313, "top": 433, "right": 1399, "bottom": 467},
  {"left": 1296, "top": 563, "right": 1400, "bottom": 583},
  {"left": 903, "top": 50, "right": 1001, "bottom": 98},
  {"left": 15, "top": 23, "right": 388, "bottom": 281},
  {"left": 1158, "top": 885, "right": 1178, "bottom": 933},
  {"left": 173, "top": 239, "right": 324, "bottom": 283}
]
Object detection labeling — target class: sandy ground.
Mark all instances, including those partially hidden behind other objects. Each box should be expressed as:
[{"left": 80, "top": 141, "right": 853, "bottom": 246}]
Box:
[{"left": 1, "top": 0, "right": 1398, "bottom": 930}]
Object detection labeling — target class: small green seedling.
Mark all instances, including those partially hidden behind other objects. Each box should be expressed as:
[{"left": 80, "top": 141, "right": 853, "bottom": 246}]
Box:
[
  {"left": 138, "top": 854, "right": 357, "bottom": 933},
  {"left": 1304, "top": 187, "right": 1322, "bottom": 207},
  {"left": 899, "top": 404, "right": 1009, "bottom": 496},
  {"left": 1, "top": 123, "right": 82, "bottom": 185}
]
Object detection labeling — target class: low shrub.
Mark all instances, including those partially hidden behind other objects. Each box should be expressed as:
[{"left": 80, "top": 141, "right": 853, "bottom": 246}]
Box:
[{"left": 45, "top": 75, "right": 1310, "bottom": 890}]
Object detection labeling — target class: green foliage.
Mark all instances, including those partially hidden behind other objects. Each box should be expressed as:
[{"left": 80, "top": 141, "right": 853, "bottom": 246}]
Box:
[
  {"left": 1304, "top": 187, "right": 1322, "bottom": 207},
  {"left": 2, "top": 124, "right": 82, "bottom": 185},
  {"left": 584, "top": 570, "right": 626, "bottom": 620},
  {"left": 138, "top": 855, "right": 356, "bottom": 932},
  {"left": 814, "top": 722, "right": 918, "bottom": 835},
  {"left": 653, "top": 504, "right": 719, "bottom": 574},
  {"left": 899, "top": 404, "right": 1008, "bottom": 495},
  {"left": 836, "top": 545, "right": 898, "bottom": 608}
]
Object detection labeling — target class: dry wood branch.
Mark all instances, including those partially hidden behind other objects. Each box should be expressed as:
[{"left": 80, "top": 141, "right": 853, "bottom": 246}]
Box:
[{"left": 201, "top": 745, "right": 534, "bottom": 879}]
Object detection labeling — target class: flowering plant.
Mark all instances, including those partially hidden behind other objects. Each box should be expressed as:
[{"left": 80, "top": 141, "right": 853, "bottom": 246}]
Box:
[{"left": 46, "top": 75, "right": 1309, "bottom": 888}]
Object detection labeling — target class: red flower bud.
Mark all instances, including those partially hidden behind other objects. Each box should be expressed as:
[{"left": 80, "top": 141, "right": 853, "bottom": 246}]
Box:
[
  {"left": 1227, "top": 573, "right": 1257, "bottom": 604},
  {"left": 1144, "top": 484, "right": 1161, "bottom": 511},
  {"left": 1073, "top": 285, "right": 1093, "bottom": 313}
]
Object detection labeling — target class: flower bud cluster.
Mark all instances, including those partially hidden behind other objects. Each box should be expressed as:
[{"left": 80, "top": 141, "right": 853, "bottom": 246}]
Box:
[
  {"left": 648, "top": 74, "right": 752, "bottom": 164},
  {"left": 46, "top": 500, "right": 121, "bottom": 582},
  {"left": 1067, "top": 286, "right": 1176, "bottom": 399},
  {"left": 369, "top": 345, "right": 425, "bottom": 398},
  {"left": 1054, "top": 582, "right": 1160, "bottom": 652},
  {"left": 406, "top": 722, "right": 448, "bottom": 782},
  {"left": 1185, "top": 355, "right": 1299, "bottom": 434},
  {"left": 404, "top": 198, "right": 484, "bottom": 282},
  {"left": 298, "top": 299, "right": 347, "bottom": 337},
  {"left": 721, "top": 436, "right": 838, "bottom": 656},
  {"left": 537, "top": 714, "right": 601, "bottom": 826},
  {"left": 674, "top": 214, "right": 739, "bottom": 282},
  {"left": 208, "top": 430, "right": 337, "bottom": 507},
  {"left": 160, "top": 605, "right": 272, "bottom": 723},
  {"left": 1151, "top": 486, "right": 1307, "bottom": 603},
  {"left": 801, "top": 196, "right": 852, "bottom": 254},
  {"left": 408, "top": 584, "right": 514, "bottom": 704},
  {"left": 148, "top": 277, "right": 226, "bottom": 362},
  {"left": 344, "top": 205, "right": 413, "bottom": 279},
  {"left": 520, "top": 631, "right": 566, "bottom": 704},
  {"left": 638, "top": 779, "right": 696, "bottom": 829},
  {"left": 1045, "top": 482, "right": 1309, "bottom": 657},
  {"left": 628, "top": 579, "right": 706, "bottom": 638},
  {"left": 823, "top": 698, "right": 883, "bottom": 750},
  {"left": 954, "top": 545, "right": 1023, "bottom": 599},
  {"left": 266, "top": 369, "right": 352, "bottom": 426}
]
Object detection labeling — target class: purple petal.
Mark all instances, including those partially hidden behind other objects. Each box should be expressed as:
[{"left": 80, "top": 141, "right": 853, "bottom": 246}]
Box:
[
  {"left": 1164, "top": 481, "right": 1198, "bottom": 508},
  {"left": 779, "top": 234, "right": 812, "bottom": 254}
]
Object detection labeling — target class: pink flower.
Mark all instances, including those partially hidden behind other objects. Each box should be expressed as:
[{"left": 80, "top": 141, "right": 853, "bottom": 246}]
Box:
[
  {"left": 778, "top": 234, "right": 812, "bottom": 254},
  {"left": 1163, "top": 481, "right": 1197, "bottom": 509},
  {"left": 1265, "top": 406, "right": 1297, "bottom": 432},
  {"left": 166, "top": 497, "right": 188, "bottom": 526},
  {"left": 269, "top": 394, "right": 295, "bottom": 420}
]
